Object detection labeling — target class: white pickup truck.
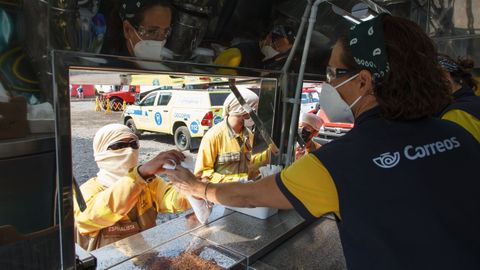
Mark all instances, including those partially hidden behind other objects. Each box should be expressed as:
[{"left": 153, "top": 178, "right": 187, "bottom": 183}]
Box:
[{"left": 123, "top": 90, "right": 230, "bottom": 150}]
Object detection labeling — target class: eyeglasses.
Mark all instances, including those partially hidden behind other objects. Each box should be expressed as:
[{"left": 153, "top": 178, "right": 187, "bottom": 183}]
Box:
[
  {"left": 134, "top": 25, "right": 171, "bottom": 41},
  {"left": 326, "top": 66, "right": 352, "bottom": 83},
  {"left": 107, "top": 140, "right": 139, "bottom": 151}
]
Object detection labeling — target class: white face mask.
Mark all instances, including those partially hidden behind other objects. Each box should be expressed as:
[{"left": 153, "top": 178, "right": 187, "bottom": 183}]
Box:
[
  {"left": 96, "top": 147, "right": 139, "bottom": 187},
  {"left": 319, "top": 73, "right": 362, "bottom": 123},
  {"left": 130, "top": 29, "right": 166, "bottom": 60},
  {"left": 133, "top": 39, "right": 166, "bottom": 60},
  {"left": 261, "top": 45, "right": 279, "bottom": 60}
]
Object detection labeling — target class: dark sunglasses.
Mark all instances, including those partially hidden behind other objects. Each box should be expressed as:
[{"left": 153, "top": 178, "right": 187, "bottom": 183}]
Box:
[{"left": 107, "top": 140, "right": 139, "bottom": 151}]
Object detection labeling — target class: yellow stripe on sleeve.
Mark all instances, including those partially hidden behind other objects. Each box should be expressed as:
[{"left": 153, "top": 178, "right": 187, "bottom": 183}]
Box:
[{"left": 277, "top": 154, "right": 340, "bottom": 220}]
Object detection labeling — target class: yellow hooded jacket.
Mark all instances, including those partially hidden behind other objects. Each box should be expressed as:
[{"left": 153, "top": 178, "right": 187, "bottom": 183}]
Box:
[{"left": 74, "top": 166, "right": 190, "bottom": 251}]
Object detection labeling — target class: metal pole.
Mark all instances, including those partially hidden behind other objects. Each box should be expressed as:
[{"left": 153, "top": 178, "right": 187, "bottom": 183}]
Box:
[
  {"left": 282, "top": 0, "right": 312, "bottom": 73},
  {"left": 279, "top": 0, "right": 313, "bottom": 163},
  {"left": 285, "top": 0, "right": 326, "bottom": 165}
]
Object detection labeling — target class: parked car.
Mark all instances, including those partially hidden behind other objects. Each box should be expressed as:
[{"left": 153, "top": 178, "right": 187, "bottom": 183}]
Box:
[
  {"left": 123, "top": 90, "right": 230, "bottom": 150},
  {"left": 100, "top": 85, "right": 139, "bottom": 111},
  {"left": 311, "top": 108, "right": 354, "bottom": 145}
]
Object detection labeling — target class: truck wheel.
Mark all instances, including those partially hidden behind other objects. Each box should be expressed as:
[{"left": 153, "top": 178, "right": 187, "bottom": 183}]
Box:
[
  {"left": 110, "top": 97, "right": 123, "bottom": 111},
  {"left": 174, "top": 126, "right": 191, "bottom": 151},
  {"left": 126, "top": 119, "right": 142, "bottom": 137}
]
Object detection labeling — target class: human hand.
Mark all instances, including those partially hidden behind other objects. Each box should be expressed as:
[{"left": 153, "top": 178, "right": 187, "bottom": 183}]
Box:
[
  {"left": 163, "top": 166, "right": 205, "bottom": 198},
  {"left": 138, "top": 150, "right": 185, "bottom": 178},
  {"left": 268, "top": 143, "right": 280, "bottom": 156},
  {"left": 295, "top": 146, "right": 305, "bottom": 160}
]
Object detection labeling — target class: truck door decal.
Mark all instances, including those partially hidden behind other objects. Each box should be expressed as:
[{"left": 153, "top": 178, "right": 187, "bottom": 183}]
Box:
[
  {"left": 190, "top": 121, "right": 199, "bottom": 134},
  {"left": 154, "top": 112, "right": 162, "bottom": 125},
  {"left": 126, "top": 109, "right": 142, "bottom": 115},
  {"left": 213, "top": 115, "right": 222, "bottom": 125}
]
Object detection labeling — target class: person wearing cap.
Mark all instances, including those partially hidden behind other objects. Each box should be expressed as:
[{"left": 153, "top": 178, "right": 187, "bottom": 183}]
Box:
[
  {"left": 437, "top": 54, "right": 480, "bottom": 142},
  {"left": 295, "top": 112, "right": 324, "bottom": 160},
  {"left": 101, "top": 0, "right": 172, "bottom": 58},
  {"left": 214, "top": 25, "right": 296, "bottom": 70},
  {"left": 194, "top": 89, "right": 269, "bottom": 183},
  {"left": 164, "top": 15, "right": 480, "bottom": 269},
  {"left": 74, "top": 124, "right": 190, "bottom": 251}
]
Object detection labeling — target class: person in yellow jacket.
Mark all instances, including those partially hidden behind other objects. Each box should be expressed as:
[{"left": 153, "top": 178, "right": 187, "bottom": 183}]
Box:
[
  {"left": 74, "top": 124, "right": 190, "bottom": 251},
  {"left": 438, "top": 55, "right": 480, "bottom": 142},
  {"left": 194, "top": 89, "right": 269, "bottom": 183}
]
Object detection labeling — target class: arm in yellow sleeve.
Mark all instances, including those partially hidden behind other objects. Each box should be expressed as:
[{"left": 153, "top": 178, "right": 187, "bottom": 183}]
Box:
[
  {"left": 442, "top": 109, "right": 480, "bottom": 142},
  {"left": 150, "top": 177, "right": 190, "bottom": 213},
  {"left": 73, "top": 167, "right": 146, "bottom": 235},
  {"left": 250, "top": 148, "right": 270, "bottom": 171},
  {"left": 277, "top": 154, "right": 340, "bottom": 220}
]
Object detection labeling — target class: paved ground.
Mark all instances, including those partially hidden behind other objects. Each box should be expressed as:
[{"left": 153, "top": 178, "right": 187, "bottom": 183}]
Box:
[{"left": 71, "top": 100, "right": 195, "bottom": 223}]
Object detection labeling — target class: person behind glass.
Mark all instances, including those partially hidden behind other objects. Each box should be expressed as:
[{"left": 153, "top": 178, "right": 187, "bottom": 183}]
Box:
[
  {"left": 162, "top": 15, "right": 480, "bottom": 269},
  {"left": 437, "top": 54, "right": 480, "bottom": 142},
  {"left": 295, "top": 112, "right": 323, "bottom": 160},
  {"left": 74, "top": 124, "right": 190, "bottom": 251},
  {"left": 101, "top": 0, "right": 172, "bottom": 59},
  {"left": 77, "top": 85, "right": 84, "bottom": 99},
  {"left": 194, "top": 89, "right": 269, "bottom": 183},
  {"left": 214, "top": 25, "right": 296, "bottom": 70}
]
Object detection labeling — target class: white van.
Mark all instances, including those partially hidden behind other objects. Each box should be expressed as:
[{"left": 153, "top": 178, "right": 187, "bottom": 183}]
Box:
[{"left": 122, "top": 90, "right": 230, "bottom": 150}]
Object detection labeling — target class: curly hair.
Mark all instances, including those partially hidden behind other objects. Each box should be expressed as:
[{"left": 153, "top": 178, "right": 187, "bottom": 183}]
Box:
[
  {"left": 439, "top": 54, "right": 477, "bottom": 91},
  {"left": 339, "top": 16, "right": 452, "bottom": 120}
]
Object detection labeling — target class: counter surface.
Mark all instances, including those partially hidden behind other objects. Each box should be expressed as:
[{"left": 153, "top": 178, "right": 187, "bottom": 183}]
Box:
[
  {"left": 250, "top": 216, "right": 346, "bottom": 270},
  {"left": 90, "top": 207, "right": 345, "bottom": 269},
  {"left": 91, "top": 206, "right": 231, "bottom": 269}
]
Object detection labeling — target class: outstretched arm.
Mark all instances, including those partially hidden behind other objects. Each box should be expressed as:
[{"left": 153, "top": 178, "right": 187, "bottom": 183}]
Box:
[{"left": 164, "top": 166, "right": 293, "bottom": 209}]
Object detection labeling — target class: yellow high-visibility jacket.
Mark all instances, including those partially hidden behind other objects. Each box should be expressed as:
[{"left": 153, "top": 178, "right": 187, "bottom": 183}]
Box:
[
  {"left": 194, "top": 120, "right": 269, "bottom": 183},
  {"left": 74, "top": 166, "right": 190, "bottom": 251}
]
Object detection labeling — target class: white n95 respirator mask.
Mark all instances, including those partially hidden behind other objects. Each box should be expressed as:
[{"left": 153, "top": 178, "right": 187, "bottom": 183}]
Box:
[
  {"left": 318, "top": 74, "right": 362, "bottom": 123},
  {"left": 133, "top": 39, "right": 166, "bottom": 60},
  {"left": 261, "top": 45, "right": 279, "bottom": 60}
]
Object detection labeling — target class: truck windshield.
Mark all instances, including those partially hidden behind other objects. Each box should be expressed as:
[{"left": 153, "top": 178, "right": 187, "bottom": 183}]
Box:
[{"left": 209, "top": 92, "right": 230, "bottom": 106}]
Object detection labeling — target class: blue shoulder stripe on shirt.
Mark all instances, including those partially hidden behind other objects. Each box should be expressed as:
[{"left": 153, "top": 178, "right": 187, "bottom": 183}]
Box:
[{"left": 275, "top": 173, "right": 317, "bottom": 222}]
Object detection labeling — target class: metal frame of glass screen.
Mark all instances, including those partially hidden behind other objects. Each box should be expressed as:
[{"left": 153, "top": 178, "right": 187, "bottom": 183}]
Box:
[{"left": 51, "top": 50, "right": 284, "bottom": 268}]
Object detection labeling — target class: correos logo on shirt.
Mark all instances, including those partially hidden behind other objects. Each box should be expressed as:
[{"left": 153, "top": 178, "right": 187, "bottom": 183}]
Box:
[
  {"left": 373, "top": 152, "right": 400, "bottom": 169},
  {"left": 372, "top": 137, "right": 461, "bottom": 169}
]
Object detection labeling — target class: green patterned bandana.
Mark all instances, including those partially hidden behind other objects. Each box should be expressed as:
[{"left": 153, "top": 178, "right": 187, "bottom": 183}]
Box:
[
  {"left": 119, "top": 0, "right": 152, "bottom": 20},
  {"left": 348, "top": 14, "right": 390, "bottom": 82}
]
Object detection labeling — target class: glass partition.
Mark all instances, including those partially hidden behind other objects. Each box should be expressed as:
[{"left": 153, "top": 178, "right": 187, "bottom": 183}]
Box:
[
  {"left": 69, "top": 69, "right": 278, "bottom": 184},
  {"left": 54, "top": 51, "right": 281, "bottom": 257}
]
